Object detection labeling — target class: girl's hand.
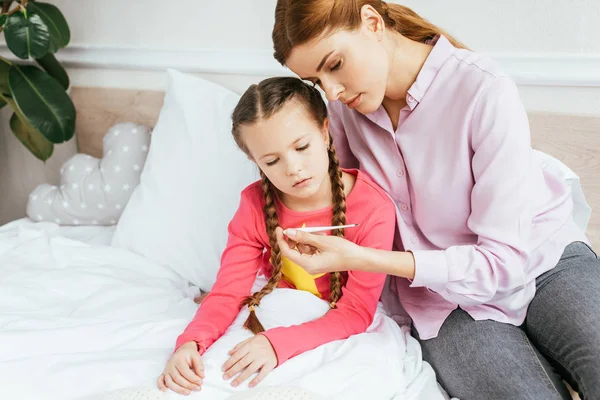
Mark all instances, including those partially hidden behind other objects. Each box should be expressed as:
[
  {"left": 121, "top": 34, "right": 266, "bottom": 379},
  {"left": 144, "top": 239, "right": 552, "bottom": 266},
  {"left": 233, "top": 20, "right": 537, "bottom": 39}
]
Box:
[
  {"left": 222, "top": 335, "right": 277, "bottom": 388},
  {"left": 275, "top": 226, "right": 360, "bottom": 274},
  {"left": 157, "top": 341, "right": 205, "bottom": 395}
]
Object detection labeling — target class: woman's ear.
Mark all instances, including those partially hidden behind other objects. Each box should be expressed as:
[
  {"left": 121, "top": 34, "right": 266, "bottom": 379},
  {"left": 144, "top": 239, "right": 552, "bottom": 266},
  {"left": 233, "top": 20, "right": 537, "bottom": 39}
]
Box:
[{"left": 360, "top": 4, "right": 385, "bottom": 39}]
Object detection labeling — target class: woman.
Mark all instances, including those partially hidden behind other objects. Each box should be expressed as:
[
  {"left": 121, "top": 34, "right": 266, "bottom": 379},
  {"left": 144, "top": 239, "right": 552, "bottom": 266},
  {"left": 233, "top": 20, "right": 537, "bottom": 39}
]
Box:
[{"left": 271, "top": 1, "right": 600, "bottom": 399}]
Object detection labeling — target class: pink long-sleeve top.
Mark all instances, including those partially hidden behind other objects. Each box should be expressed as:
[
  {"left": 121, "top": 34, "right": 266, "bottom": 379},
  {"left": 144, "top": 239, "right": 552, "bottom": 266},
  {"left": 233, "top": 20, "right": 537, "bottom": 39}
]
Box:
[
  {"left": 328, "top": 35, "right": 588, "bottom": 340},
  {"left": 175, "top": 169, "right": 396, "bottom": 365}
]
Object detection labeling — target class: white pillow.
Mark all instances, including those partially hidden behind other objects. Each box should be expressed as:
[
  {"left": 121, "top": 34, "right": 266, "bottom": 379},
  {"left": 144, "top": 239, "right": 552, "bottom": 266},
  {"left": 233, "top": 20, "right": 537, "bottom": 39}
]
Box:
[
  {"left": 533, "top": 149, "right": 591, "bottom": 233},
  {"left": 111, "top": 69, "right": 259, "bottom": 292}
]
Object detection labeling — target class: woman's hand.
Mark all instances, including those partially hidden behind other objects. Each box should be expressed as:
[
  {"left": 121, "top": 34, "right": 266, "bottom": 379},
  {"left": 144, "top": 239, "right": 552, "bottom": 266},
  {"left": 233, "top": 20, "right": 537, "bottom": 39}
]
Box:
[
  {"left": 222, "top": 335, "right": 277, "bottom": 388},
  {"left": 275, "top": 227, "right": 361, "bottom": 274},
  {"left": 157, "top": 341, "right": 205, "bottom": 395}
]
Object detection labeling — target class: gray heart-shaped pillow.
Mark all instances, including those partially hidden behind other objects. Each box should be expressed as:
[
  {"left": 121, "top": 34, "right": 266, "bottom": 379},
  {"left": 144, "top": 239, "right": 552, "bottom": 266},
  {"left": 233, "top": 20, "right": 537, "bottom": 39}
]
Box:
[{"left": 27, "top": 122, "right": 151, "bottom": 226}]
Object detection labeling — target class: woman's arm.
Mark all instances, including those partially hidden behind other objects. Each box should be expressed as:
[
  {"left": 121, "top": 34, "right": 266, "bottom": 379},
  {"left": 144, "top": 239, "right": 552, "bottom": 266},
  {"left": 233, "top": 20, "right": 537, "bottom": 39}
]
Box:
[
  {"left": 175, "top": 189, "right": 264, "bottom": 354},
  {"left": 407, "top": 77, "right": 534, "bottom": 306},
  {"left": 281, "top": 77, "right": 536, "bottom": 307},
  {"left": 264, "top": 200, "right": 396, "bottom": 366},
  {"left": 277, "top": 227, "right": 415, "bottom": 279}
]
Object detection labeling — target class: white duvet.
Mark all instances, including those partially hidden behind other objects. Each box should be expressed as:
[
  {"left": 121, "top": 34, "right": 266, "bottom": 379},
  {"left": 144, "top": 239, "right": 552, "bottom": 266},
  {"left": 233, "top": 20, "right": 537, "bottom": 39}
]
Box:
[{"left": 0, "top": 220, "right": 449, "bottom": 400}]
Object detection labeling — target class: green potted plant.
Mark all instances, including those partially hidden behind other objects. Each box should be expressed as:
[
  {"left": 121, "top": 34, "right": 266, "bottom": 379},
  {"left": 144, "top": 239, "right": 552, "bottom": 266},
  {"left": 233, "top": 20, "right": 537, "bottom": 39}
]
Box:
[{"left": 0, "top": 0, "right": 74, "bottom": 161}]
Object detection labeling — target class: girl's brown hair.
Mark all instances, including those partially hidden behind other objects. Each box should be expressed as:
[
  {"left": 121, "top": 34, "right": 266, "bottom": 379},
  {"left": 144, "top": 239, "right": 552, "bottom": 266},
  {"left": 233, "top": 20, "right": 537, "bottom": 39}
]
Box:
[
  {"left": 231, "top": 77, "right": 347, "bottom": 334},
  {"left": 272, "top": 0, "right": 466, "bottom": 65}
]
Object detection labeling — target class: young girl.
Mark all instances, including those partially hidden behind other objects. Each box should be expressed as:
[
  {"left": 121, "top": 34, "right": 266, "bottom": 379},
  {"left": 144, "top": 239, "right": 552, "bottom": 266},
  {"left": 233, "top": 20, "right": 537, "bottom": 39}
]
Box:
[
  {"left": 156, "top": 77, "right": 397, "bottom": 395},
  {"left": 270, "top": 1, "right": 600, "bottom": 398}
]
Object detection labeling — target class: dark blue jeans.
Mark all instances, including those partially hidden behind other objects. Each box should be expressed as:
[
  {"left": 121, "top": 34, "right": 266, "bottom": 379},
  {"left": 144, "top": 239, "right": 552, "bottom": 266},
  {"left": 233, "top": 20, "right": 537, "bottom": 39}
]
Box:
[{"left": 413, "top": 242, "right": 600, "bottom": 399}]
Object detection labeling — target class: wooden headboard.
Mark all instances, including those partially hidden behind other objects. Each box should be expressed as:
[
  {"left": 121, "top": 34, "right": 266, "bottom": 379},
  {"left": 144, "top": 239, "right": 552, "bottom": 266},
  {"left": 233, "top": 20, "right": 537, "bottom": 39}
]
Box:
[{"left": 70, "top": 87, "right": 600, "bottom": 249}]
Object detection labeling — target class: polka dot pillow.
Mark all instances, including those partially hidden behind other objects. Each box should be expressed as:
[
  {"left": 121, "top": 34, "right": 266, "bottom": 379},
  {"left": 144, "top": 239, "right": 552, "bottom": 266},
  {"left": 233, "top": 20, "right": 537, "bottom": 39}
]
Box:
[{"left": 27, "top": 122, "right": 151, "bottom": 226}]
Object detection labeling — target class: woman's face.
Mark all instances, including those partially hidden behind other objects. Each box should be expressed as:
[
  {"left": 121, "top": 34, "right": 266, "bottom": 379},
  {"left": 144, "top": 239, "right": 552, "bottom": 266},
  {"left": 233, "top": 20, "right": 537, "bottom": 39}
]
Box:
[{"left": 285, "top": 13, "right": 390, "bottom": 115}]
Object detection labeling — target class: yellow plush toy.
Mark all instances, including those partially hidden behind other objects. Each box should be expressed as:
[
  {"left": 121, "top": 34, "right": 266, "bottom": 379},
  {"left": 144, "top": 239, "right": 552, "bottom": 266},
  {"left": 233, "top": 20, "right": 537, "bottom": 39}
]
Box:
[{"left": 281, "top": 224, "right": 326, "bottom": 297}]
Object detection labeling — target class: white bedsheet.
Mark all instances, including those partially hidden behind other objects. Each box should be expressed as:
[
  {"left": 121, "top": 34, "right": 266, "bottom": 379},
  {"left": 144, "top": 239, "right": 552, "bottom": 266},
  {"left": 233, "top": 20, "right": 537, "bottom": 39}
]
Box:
[{"left": 0, "top": 220, "right": 449, "bottom": 400}]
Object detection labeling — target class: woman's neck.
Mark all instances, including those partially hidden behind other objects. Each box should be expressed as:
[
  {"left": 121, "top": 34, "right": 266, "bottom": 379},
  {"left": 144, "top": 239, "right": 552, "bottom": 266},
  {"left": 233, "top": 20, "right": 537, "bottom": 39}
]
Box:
[{"left": 382, "top": 32, "right": 433, "bottom": 129}]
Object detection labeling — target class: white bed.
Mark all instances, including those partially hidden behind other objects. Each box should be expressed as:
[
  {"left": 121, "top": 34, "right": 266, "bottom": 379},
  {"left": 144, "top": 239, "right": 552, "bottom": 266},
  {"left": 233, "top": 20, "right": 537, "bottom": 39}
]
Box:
[{"left": 0, "top": 218, "right": 451, "bottom": 400}]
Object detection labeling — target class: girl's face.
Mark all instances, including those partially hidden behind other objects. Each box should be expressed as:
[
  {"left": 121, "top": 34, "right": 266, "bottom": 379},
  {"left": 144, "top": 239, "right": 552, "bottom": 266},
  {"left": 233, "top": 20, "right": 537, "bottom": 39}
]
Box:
[
  {"left": 241, "top": 100, "right": 331, "bottom": 205},
  {"left": 285, "top": 10, "right": 390, "bottom": 115}
]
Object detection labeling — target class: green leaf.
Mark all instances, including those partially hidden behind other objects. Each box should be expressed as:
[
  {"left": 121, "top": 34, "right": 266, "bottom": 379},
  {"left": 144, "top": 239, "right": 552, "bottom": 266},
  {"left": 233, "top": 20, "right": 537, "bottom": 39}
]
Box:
[
  {"left": 35, "top": 52, "right": 69, "bottom": 89},
  {"left": 0, "top": 57, "right": 11, "bottom": 95},
  {"left": 27, "top": 2, "right": 70, "bottom": 53},
  {"left": 1, "top": 94, "right": 54, "bottom": 161},
  {"left": 10, "top": 112, "right": 54, "bottom": 161},
  {"left": 8, "top": 64, "right": 75, "bottom": 143},
  {"left": 0, "top": 14, "right": 8, "bottom": 28},
  {"left": 4, "top": 11, "right": 50, "bottom": 59}
]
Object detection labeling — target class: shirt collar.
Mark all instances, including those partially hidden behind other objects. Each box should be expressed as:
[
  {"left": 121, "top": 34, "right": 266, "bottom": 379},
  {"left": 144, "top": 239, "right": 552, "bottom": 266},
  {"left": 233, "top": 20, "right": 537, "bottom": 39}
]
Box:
[
  {"left": 366, "top": 34, "right": 457, "bottom": 121},
  {"left": 405, "top": 35, "right": 456, "bottom": 109}
]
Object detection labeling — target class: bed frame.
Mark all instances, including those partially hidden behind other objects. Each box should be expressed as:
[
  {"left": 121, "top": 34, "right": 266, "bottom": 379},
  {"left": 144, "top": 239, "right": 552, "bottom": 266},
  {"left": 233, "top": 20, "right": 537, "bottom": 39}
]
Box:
[{"left": 70, "top": 86, "right": 600, "bottom": 250}]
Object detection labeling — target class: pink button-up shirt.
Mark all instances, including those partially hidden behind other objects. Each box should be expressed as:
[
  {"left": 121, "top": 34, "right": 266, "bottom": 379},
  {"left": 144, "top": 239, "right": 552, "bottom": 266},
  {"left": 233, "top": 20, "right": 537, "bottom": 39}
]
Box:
[{"left": 328, "top": 35, "right": 588, "bottom": 339}]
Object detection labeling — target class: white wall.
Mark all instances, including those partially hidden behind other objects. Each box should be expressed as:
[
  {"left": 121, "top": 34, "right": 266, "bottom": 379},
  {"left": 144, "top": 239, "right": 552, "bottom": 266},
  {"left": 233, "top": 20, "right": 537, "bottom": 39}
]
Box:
[
  {"left": 10, "top": 0, "right": 600, "bottom": 114},
  {"left": 401, "top": 0, "right": 600, "bottom": 54},
  {"left": 51, "top": 0, "right": 600, "bottom": 53}
]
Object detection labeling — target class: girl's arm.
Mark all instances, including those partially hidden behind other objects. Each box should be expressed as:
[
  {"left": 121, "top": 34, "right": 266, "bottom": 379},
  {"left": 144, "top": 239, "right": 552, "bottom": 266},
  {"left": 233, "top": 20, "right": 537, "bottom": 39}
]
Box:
[
  {"left": 174, "top": 189, "right": 264, "bottom": 354},
  {"left": 261, "top": 199, "right": 396, "bottom": 366}
]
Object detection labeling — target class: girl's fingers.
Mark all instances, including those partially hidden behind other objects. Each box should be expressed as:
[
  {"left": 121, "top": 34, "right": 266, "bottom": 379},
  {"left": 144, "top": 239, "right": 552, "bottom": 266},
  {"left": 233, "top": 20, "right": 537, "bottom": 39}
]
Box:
[
  {"left": 164, "top": 373, "right": 191, "bottom": 396},
  {"left": 157, "top": 374, "right": 167, "bottom": 392},
  {"left": 228, "top": 337, "right": 250, "bottom": 355},
  {"left": 176, "top": 363, "right": 202, "bottom": 387},
  {"left": 223, "top": 342, "right": 249, "bottom": 371},
  {"left": 232, "top": 360, "right": 262, "bottom": 387},
  {"left": 248, "top": 364, "right": 274, "bottom": 388},
  {"left": 223, "top": 353, "right": 252, "bottom": 380},
  {"left": 191, "top": 353, "right": 206, "bottom": 379},
  {"left": 171, "top": 367, "right": 198, "bottom": 391}
]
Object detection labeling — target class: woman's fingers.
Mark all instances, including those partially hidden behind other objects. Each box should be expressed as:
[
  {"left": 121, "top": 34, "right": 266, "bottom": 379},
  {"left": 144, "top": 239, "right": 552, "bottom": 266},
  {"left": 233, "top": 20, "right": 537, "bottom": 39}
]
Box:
[
  {"left": 275, "top": 227, "right": 295, "bottom": 252},
  {"left": 283, "top": 228, "right": 322, "bottom": 247},
  {"left": 276, "top": 227, "right": 312, "bottom": 257}
]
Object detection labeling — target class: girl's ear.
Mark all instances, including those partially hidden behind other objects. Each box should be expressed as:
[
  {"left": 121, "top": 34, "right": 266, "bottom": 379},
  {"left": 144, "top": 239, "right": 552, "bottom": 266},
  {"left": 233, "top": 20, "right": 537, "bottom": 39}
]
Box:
[{"left": 322, "top": 117, "right": 330, "bottom": 145}]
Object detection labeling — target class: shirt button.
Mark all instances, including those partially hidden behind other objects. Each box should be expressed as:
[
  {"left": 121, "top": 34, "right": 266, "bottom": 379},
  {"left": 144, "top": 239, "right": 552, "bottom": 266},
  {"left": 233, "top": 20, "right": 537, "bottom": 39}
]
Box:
[
  {"left": 407, "top": 94, "right": 415, "bottom": 103},
  {"left": 396, "top": 169, "right": 404, "bottom": 177},
  {"left": 400, "top": 204, "right": 409, "bottom": 211},
  {"left": 410, "top": 236, "right": 418, "bottom": 244}
]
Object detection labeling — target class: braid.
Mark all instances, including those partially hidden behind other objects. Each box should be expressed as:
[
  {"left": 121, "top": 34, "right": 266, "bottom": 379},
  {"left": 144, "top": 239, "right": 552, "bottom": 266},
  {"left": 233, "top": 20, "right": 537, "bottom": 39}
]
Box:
[
  {"left": 241, "top": 171, "right": 285, "bottom": 334},
  {"left": 327, "top": 136, "right": 347, "bottom": 309}
]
